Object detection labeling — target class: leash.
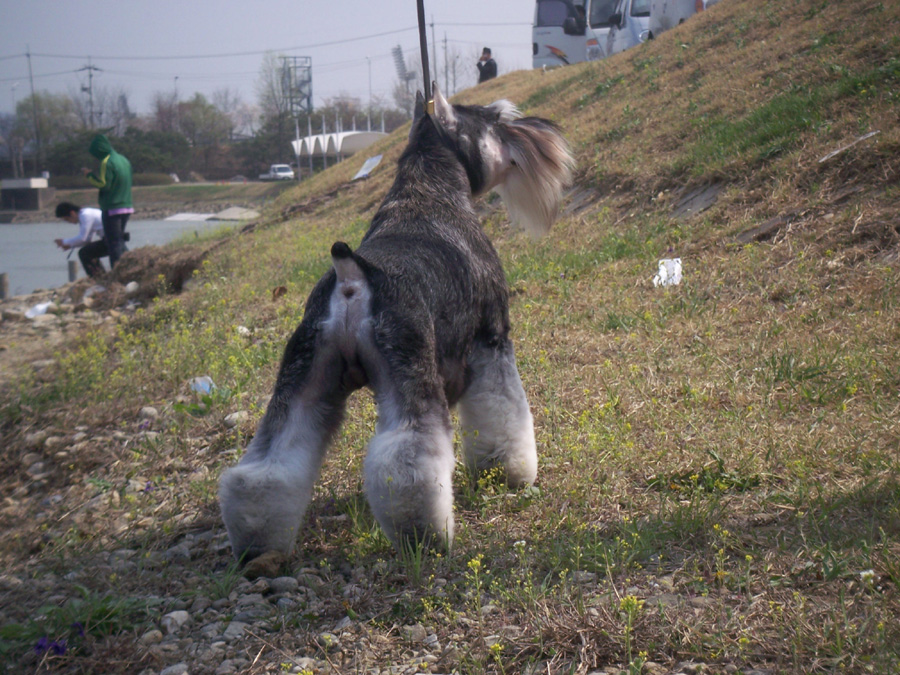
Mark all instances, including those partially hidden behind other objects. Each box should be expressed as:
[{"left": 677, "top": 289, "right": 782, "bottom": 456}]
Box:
[{"left": 416, "top": 0, "right": 434, "bottom": 114}]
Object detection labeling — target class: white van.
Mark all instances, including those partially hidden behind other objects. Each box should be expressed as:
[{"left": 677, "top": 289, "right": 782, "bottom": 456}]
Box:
[
  {"left": 533, "top": 0, "right": 621, "bottom": 68},
  {"left": 648, "top": 0, "right": 718, "bottom": 39},
  {"left": 606, "top": 0, "right": 651, "bottom": 56}
]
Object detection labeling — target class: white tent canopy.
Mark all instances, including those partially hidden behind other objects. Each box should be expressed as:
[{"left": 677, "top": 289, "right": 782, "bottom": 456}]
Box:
[{"left": 291, "top": 131, "right": 387, "bottom": 159}]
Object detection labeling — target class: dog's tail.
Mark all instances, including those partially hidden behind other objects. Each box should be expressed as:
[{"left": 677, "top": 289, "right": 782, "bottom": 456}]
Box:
[{"left": 496, "top": 118, "right": 574, "bottom": 238}]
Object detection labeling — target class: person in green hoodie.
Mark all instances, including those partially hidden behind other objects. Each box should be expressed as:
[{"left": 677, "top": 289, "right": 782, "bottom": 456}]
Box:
[{"left": 82, "top": 134, "right": 133, "bottom": 269}]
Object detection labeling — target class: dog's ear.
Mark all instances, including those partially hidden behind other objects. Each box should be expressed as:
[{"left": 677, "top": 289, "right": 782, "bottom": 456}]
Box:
[
  {"left": 410, "top": 91, "right": 427, "bottom": 140},
  {"left": 432, "top": 82, "right": 457, "bottom": 133},
  {"left": 488, "top": 99, "right": 522, "bottom": 123},
  {"left": 494, "top": 118, "right": 575, "bottom": 237}
]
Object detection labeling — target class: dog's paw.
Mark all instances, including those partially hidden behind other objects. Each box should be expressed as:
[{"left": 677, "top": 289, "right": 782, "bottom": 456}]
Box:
[{"left": 241, "top": 550, "right": 287, "bottom": 580}]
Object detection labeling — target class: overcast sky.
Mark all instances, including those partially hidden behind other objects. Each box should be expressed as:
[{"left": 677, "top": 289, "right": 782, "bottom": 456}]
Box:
[{"left": 0, "top": 0, "right": 536, "bottom": 117}]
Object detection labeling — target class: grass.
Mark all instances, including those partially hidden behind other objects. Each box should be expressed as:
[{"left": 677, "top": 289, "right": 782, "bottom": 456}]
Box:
[{"left": 1, "top": 0, "right": 900, "bottom": 672}]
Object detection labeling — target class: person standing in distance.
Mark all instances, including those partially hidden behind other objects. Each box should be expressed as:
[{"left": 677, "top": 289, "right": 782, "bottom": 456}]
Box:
[
  {"left": 477, "top": 47, "right": 497, "bottom": 84},
  {"left": 83, "top": 134, "right": 133, "bottom": 269}
]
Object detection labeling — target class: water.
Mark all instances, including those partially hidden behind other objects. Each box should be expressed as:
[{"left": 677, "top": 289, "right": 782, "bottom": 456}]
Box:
[{"left": 0, "top": 219, "right": 233, "bottom": 296}]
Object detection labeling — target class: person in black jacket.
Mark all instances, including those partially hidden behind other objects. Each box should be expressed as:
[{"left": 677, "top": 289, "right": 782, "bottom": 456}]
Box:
[{"left": 477, "top": 47, "right": 497, "bottom": 83}]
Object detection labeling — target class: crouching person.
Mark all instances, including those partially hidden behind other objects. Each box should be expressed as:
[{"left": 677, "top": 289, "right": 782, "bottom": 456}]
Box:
[{"left": 54, "top": 201, "right": 108, "bottom": 278}]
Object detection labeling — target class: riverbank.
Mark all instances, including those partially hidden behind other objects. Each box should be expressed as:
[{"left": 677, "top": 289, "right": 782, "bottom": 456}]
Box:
[{"left": 0, "top": 181, "right": 295, "bottom": 224}]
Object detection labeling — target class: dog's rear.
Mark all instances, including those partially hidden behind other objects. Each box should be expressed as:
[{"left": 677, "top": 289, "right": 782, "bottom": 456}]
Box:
[{"left": 220, "top": 83, "right": 573, "bottom": 567}]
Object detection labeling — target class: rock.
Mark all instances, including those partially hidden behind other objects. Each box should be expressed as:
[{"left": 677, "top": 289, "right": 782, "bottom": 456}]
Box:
[
  {"left": 270, "top": 576, "right": 299, "bottom": 595},
  {"left": 161, "top": 610, "right": 191, "bottom": 634},
  {"left": 125, "top": 281, "right": 140, "bottom": 296},
  {"left": 572, "top": 570, "right": 597, "bottom": 584},
  {"left": 214, "top": 661, "right": 237, "bottom": 675},
  {"left": 2, "top": 309, "right": 25, "bottom": 322},
  {"left": 646, "top": 593, "right": 682, "bottom": 608},
  {"left": 31, "top": 313, "right": 60, "bottom": 326},
  {"left": 25, "top": 430, "right": 49, "bottom": 448},
  {"left": 26, "top": 461, "right": 49, "bottom": 478},
  {"left": 223, "top": 621, "right": 248, "bottom": 641},
  {"left": 235, "top": 325, "right": 251, "bottom": 337},
  {"left": 44, "top": 436, "right": 65, "bottom": 449},
  {"left": 139, "top": 406, "right": 159, "bottom": 420},
  {"left": 402, "top": 623, "right": 427, "bottom": 643},
  {"left": 21, "top": 452, "right": 42, "bottom": 467},
  {"left": 165, "top": 543, "right": 192, "bottom": 564},
  {"left": 0, "top": 574, "right": 24, "bottom": 590},
  {"left": 159, "top": 663, "right": 189, "bottom": 675},
  {"left": 242, "top": 550, "right": 285, "bottom": 580},
  {"left": 223, "top": 411, "right": 249, "bottom": 428},
  {"left": 140, "top": 629, "right": 164, "bottom": 645}
]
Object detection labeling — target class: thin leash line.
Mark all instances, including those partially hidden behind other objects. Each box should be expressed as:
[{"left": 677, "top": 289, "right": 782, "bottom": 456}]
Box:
[{"left": 416, "top": 0, "right": 434, "bottom": 114}]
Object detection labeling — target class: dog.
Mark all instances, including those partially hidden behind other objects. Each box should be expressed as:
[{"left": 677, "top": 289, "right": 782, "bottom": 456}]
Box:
[{"left": 219, "top": 83, "right": 573, "bottom": 568}]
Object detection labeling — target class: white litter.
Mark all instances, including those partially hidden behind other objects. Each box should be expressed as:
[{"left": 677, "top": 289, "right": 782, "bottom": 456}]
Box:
[
  {"left": 653, "top": 258, "right": 683, "bottom": 287},
  {"left": 190, "top": 376, "right": 216, "bottom": 395},
  {"left": 25, "top": 302, "right": 53, "bottom": 319},
  {"left": 83, "top": 285, "right": 106, "bottom": 298}
]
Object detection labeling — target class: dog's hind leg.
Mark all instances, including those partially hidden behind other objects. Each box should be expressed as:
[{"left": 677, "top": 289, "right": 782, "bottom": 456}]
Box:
[
  {"left": 219, "top": 276, "right": 350, "bottom": 564},
  {"left": 458, "top": 340, "right": 538, "bottom": 487},
  {"left": 362, "top": 316, "right": 456, "bottom": 551}
]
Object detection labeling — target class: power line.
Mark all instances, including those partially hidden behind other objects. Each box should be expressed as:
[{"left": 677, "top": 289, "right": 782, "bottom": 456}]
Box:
[{"left": 22, "top": 26, "right": 419, "bottom": 62}]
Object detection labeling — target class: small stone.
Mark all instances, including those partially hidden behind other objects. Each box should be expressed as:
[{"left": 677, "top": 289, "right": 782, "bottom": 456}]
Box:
[
  {"left": 242, "top": 550, "right": 285, "bottom": 580},
  {"left": 25, "top": 430, "right": 49, "bottom": 448},
  {"left": 0, "top": 574, "right": 24, "bottom": 590},
  {"left": 165, "top": 543, "right": 192, "bottom": 563},
  {"left": 236, "top": 325, "right": 251, "bottom": 337},
  {"left": 159, "top": 663, "right": 189, "bottom": 675},
  {"left": 161, "top": 610, "right": 191, "bottom": 634},
  {"left": 2, "top": 309, "right": 25, "bottom": 322},
  {"left": 32, "top": 313, "right": 60, "bottom": 325},
  {"left": 214, "top": 661, "right": 237, "bottom": 675},
  {"left": 43, "top": 436, "right": 65, "bottom": 449},
  {"left": 572, "top": 570, "right": 597, "bottom": 584},
  {"left": 223, "top": 621, "right": 248, "bottom": 640},
  {"left": 125, "top": 281, "right": 140, "bottom": 296},
  {"left": 270, "top": 576, "right": 299, "bottom": 594},
  {"left": 26, "top": 461, "right": 48, "bottom": 478},
  {"left": 140, "top": 629, "right": 164, "bottom": 645},
  {"left": 139, "top": 406, "right": 159, "bottom": 420},
  {"left": 402, "top": 623, "right": 427, "bottom": 643},
  {"left": 224, "top": 411, "right": 249, "bottom": 428},
  {"left": 21, "top": 452, "right": 42, "bottom": 467}
]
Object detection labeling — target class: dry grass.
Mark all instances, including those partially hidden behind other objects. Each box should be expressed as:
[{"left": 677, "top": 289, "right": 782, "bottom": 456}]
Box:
[{"left": 2, "top": 0, "right": 900, "bottom": 672}]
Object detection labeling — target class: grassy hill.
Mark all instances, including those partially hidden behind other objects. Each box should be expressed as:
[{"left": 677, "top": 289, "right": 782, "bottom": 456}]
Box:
[{"left": 1, "top": 0, "right": 899, "bottom": 672}]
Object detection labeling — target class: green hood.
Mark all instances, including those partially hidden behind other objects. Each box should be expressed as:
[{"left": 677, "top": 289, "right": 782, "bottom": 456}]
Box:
[{"left": 88, "top": 134, "right": 113, "bottom": 159}]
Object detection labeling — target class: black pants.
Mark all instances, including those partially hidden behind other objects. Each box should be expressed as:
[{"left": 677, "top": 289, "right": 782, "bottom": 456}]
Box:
[
  {"left": 101, "top": 211, "right": 130, "bottom": 269},
  {"left": 78, "top": 239, "right": 108, "bottom": 278}
]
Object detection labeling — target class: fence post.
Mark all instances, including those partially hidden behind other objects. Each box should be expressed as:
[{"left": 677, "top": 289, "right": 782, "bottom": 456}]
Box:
[
  {"left": 68, "top": 260, "right": 78, "bottom": 282},
  {"left": 0, "top": 272, "right": 8, "bottom": 300}
]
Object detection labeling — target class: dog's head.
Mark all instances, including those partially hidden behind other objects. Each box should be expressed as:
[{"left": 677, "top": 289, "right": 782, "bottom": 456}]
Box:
[{"left": 411, "top": 83, "right": 574, "bottom": 237}]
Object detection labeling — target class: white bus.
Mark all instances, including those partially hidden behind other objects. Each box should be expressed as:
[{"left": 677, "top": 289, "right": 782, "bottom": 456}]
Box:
[{"left": 533, "top": 0, "right": 621, "bottom": 68}]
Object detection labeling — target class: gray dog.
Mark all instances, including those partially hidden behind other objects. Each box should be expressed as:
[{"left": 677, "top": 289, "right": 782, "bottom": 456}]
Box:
[{"left": 220, "top": 83, "right": 573, "bottom": 569}]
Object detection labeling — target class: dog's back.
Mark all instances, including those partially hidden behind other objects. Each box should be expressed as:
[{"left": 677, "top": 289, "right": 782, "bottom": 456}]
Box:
[{"left": 219, "top": 84, "right": 573, "bottom": 567}]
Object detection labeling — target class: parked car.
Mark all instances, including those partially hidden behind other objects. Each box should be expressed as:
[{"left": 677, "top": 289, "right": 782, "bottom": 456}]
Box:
[
  {"left": 648, "top": 0, "right": 719, "bottom": 39},
  {"left": 532, "top": 0, "right": 620, "bottom": 68},
  {"left": 259, "top": 164, "right": 295, "bottom": 181},
  {"left": 606, "top": 0, "right": 651, "bottom": 56}
]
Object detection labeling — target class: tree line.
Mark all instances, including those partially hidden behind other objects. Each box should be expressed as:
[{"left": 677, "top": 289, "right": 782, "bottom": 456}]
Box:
[{"left": 0, "top": 54, "right": 413, "bottom": 183}]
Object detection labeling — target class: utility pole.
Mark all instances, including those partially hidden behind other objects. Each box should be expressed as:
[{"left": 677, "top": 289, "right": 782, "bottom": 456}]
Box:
[
  {"left": 26, "top": 45, "right": 42, "bottom": 175},
  {"left": 366, "top": 56, "right": 372, "bottom": 132},
  {"left": 430, "top": 17, "right": 437, "bottom": 87},
  {"left": 78, "top": 59, "right": 102, "bottom": 128},
  {"left": 443, "top": 34, "right": 449, "bottom": 96}
]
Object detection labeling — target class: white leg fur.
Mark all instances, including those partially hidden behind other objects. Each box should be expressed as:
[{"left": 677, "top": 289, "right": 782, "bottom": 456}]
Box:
[
  {"left": 364, "top": 416, "right": 456, "bottom": 550},
  {"left": 458, "top": 344, "right": 538, "bottom": 487},
  {"left": 219, "top": 399, "right": 333, "bottom": 559}
]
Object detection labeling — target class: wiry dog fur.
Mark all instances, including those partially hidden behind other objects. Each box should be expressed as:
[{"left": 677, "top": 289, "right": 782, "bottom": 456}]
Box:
[{"left": 219, "top": 83, "right": 573, "bottom": 562}]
